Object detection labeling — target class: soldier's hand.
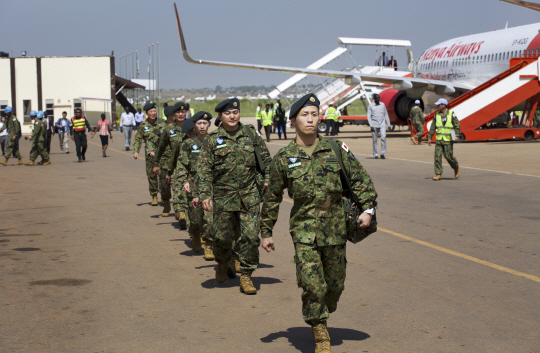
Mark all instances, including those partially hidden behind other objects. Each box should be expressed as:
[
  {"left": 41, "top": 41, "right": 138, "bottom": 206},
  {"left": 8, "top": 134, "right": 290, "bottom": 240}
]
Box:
[
  {"left": 153, "top": 166, "right": 159, "bottom": 175},
  {"left": 262, "top": 237, "right": 275, "bottom": 253},
  {"left": 454, "top": 137, "right": 459, "bottom": 142},
  {"left": 192, "top": 198, "right": 199, "bottom": 208},
  {"left": 149, "top": 152, "right": 155, "bottom": 157},
  {"left": 12, "top": 136, "right": 16, "bottom": 141},
  {"left": 166, "top": 175, "right": 171, "bottom": 184},
  {"left": 358, "top": 213, "right": 372, "bottom": 228},
  {"left": 202, "top": 199, "right": 212, "bottom": 212},
  {"left": 428, "top": 140, "right": 432, "bottom": 146},
  {"left": 183, "top": 183, "right": 191, "bottom": 193},
  {"left": 133, "top": 152, "right": 138, "bottom": 159},
  {"left": 70, "top": 135, "right": 74, "bottom": 141}
]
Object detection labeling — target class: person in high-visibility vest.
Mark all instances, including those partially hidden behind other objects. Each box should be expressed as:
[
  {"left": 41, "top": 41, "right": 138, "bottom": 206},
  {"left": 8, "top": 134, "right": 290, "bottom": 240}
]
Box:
[
  {"left": 324, "top": 104, "right": 338, "bottom": 136},
  {"left": 427, "top": 98, "right": 461, "bottom": 181},
  {"left": 261, "top": 104, "right": 273, "bottom": 142},
  {"left": 255, "top": 103, "right": 262, "bottom": 133},
  {"left": 70, "top": 108, "right": 92, "bottom": 163}
]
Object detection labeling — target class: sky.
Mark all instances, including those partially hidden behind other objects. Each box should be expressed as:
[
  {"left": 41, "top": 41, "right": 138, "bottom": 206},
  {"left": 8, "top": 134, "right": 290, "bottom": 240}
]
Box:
[{"left": 3, "top": 0, "right": 540, "bottom": 90}]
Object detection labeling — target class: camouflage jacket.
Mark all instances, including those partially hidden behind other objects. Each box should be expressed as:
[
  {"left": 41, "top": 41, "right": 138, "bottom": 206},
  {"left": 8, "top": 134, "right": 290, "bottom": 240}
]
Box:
[
  {"left": 30, "top": 120, "right": 42, "bottom": 144},
  {"left": 173, "top": 135, "right": 205, "bottom": 196},
  {"left": 133, "top": 118, "right": 166, "bottom": 156},
  {"left": 0, "top": 115, "right": 21, "bottom": 138},
  {"left": 197, "top": 123, "right": 271, "bottom": 211},
  {"left": 153, "top": 123, "right": 185, "bottom": 169},
  {"left": 410, "top": 106, "right": 424, "bottom": 125},
  {"left": 260, "top": 136, "right": 378, "bottom": 246},
  {"left": 427, "top": 111, "right": 461, "bottom": 144}
]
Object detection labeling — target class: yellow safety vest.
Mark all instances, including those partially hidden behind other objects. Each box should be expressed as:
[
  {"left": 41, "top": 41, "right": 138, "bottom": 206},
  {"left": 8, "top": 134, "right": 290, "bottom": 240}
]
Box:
[
  {"left": 190, "top": 108, "right": 195, "bottom": 116},
  {"left": 435, "top": 110, "right": 454, "bottom": 142},
  {"left": 326, "top": 107, "right": 337, "bottom": 121},
  {"left": 261, "top": 111, "right": 273, "bottom": 126},
  {"left": 256, "top": 108, "right": 262, "bottom": 120}
]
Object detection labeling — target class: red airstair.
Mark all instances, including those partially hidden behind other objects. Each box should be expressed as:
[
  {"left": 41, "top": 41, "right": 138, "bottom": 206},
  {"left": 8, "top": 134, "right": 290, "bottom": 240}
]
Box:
[{"left": 410, "top": 56, "right": 540, "bottom": 142}]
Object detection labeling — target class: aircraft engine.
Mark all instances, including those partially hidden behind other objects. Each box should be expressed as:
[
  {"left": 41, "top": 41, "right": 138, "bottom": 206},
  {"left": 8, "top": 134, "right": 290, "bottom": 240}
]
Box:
[{"left": 378, "top": 88, "right": 424, "bottom": 125}]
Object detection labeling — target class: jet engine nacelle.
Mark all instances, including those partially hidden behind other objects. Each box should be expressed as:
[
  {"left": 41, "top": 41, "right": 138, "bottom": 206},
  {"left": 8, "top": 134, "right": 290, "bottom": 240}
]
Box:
[{"left": 378, "top": 88, "right": 424, "bottom": 125}]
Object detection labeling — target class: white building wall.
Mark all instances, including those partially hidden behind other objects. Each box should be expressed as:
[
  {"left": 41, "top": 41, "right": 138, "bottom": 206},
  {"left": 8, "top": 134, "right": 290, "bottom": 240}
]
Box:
[
  {"left": 0, "top": 60, "right": 11, "bottom": 110},
  {"left": 15, "top": 58, "right": 38, "bottom": 132}
]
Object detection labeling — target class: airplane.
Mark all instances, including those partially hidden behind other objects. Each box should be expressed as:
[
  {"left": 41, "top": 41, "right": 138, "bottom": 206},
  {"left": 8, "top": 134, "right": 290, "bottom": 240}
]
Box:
[{"left": 173, "top": 1, "right": 540, "bottom": 127}]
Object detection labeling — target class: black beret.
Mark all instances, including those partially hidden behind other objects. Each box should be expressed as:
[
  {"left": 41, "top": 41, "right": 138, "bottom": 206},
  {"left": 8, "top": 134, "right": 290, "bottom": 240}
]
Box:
[
  {"left": 173, "top": 101, "right": 187, "bottom": 112},
  {"left": 214, "top": 116, "right": 221, "bottom": 127},
  {"left": 164, "top": 106, "right": 175, "bottom": 116},
  {"left": 143, "top": 102, "right": 156, "bottom": 112},
  {"left": 191, "top": 111, "right": 212, "bottom": 122},
  {"left": 215, "top": 98, "right": 240, "bottom": 113},
  {"left": 289, "top": 93, "right": 320, "bottom": 119},
  {"left": 182, "top": 118, "right": 195, "bottom": 133}
]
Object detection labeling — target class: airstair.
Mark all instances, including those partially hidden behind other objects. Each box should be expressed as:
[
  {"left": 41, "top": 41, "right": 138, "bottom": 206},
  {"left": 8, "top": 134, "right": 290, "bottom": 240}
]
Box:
[{"left": 414, "top": 56, "right": 540, "bottom": 142}]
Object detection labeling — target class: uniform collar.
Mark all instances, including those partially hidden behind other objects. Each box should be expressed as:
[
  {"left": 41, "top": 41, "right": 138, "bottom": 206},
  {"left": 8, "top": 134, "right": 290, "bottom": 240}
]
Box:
[
  {"left": 290, "top": 134, "right": 331, "bottom": 158},
  {"left": 216, "top": 122, "right": 246, "bottom": 141}
]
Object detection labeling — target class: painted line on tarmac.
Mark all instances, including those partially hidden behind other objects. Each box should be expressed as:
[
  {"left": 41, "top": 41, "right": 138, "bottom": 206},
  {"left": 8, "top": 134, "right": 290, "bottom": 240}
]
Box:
[
  {"left": 88, "top": 141, "right": 144, "bottom": 160},
  {"left": 280, "top": 198, "right": 540, "bottom": 284}
]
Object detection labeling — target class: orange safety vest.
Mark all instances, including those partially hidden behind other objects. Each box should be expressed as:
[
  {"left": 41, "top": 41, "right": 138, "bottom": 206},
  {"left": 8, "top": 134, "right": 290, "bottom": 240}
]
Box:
[{"left": 72, "top": 116, "right": 87, "bottom": 132}]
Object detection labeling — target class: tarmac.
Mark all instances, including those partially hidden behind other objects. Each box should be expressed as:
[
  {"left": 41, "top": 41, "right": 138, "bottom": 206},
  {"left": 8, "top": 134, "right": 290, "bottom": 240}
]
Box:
[{"left": 1, "top": 120, "right": 539, "bottom": 353}]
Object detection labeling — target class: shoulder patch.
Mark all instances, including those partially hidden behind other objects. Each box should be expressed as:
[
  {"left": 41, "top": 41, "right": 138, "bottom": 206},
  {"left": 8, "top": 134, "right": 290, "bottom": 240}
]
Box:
[
  {"left": 256, "top": 130, "right": 261, "bottom": 137},
  {"left": 341, "top": 141, "right": 349, "bottom": 152},
  {"left": 182, "top": 143, "right": 190, "bottom": 152}
]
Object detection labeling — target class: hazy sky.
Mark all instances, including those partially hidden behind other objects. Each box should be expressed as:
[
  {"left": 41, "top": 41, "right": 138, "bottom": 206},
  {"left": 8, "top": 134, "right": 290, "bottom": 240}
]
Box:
[{"left": 3, "top": 0, "right": 540, "bottom": 89}]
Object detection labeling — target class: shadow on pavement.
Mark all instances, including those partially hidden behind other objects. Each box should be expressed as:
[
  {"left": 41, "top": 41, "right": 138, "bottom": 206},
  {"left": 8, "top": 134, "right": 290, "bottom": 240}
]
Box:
[
  {"left": 200, "top": 276, "right": 282, "bottom": 290},
  {"left": 260, "top": 326, "right": 370, "bottom": 353},
  {"left": 136, "top": 202, "right": 152, "bottom": 206},
  {"left": 179, "top": 250, "right": 203, "bottom": 257}
]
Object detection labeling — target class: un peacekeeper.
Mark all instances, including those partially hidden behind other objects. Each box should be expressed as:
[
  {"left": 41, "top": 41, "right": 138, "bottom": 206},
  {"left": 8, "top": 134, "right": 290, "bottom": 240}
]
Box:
[
  {"left": 410, "top": 100, "right": 425, "bottom": 145},
  {"left": 260, "top": 93, "right": 378, "bottom": 353},
  {"left": 152, "top": 102, "right": 188, "bottom": 218},
  {"left": 133, "top": 102, "right": 167, "bottom": 206},
  {"left": 427, "top": 98, "right": 461, "bottom": 181},
  {"left": 0, "top": 106, "right": 24, "bottom": 166},
  {"left": 26, "top": 111, "right": 51, "bottom": 166},
  {"left": 197, "top": 98, "right": 271, "bottom": 294},
  {"left": 25, "top": 110, "right": 39, "bottom": 164}
]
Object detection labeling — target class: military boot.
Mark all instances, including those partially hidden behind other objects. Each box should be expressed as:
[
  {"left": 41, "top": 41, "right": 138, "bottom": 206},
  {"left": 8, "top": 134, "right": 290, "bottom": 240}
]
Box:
[
  {"left": 411, "top": 137, "right": 417, "bottom": 144},
  {"left": 454, "top": 166, "right": 460, "bottom": 178},
  {"left": 432, "top": 175, "right": 442, "bottom": 181},
  {"left": 24, "top": 160, "right": 35, "bottom": 166},
  {"left": 239, "top": 272, "right": 257, "bottom": 295},
  {"left": 177, "top": 210, "right": 187, "bottom": 230},
  {"left": 162, "top": 200, "right": 171, "bottom": 217},
  {"left": 14, "top": 159, "right": 24, "bottom": 166},
  {"left": 215, "top": 262, "right": 228, "bottom": 283},
  {"left": 42, "top": 159, "right": 51, "bottom": 166},
  {"left": 312, "top": 323, "right": 331, "bottom": 353},
  {"left": 204, "top": 241, "right": 215, "bottom": 261},
  {"left": 191, "top": 234, "right": 202, "bottom": 253},
  {"left": 151, "top": 196, "right": 158, "bottom": 206},
  {"left": 227, "top": 258, "right": 237, "bottom": 278},
  {"left": 0, "top": 158, "right": 8, "bottom": 166},
  {"left": 418, "top": 141, "right": 425, "bottom": 145},
  {"left": 37, "top": 160, "right": 43, "bottom": 165},
  {"left": 175, "top": 211, "right": 180, "bottom": 220},
  {"left": 235, "top": 258, "right": 241, "bottom": 273}
]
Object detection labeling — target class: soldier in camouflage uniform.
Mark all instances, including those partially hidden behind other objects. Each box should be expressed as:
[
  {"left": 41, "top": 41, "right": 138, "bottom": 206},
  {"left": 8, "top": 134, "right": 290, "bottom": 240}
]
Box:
[
  {"left": 427, "top": 98, "right": 460, "bottom": 181},
  {"left": 410, "top": 100, "right": 425, "bottom": 144},
  {"left": 153, "top": 102, "right": 188, "bottom": 221},
  {"left": 26, "top": 111, "right": 51, "bottom": 166},
  {"left": 260, "top": 93, "right": 378, "bottom": 353},
  {"left": 133, "top": 102, "right": 166, "bottom": 205},
  {"left": 198, "top": 98, "right": 271, "bottom": 294},
  {"left": 173, "top": 112, "right": 215, "bottom": 259},
  {"left": 0, "top": 106, "right": 24, "bottom": 166}
]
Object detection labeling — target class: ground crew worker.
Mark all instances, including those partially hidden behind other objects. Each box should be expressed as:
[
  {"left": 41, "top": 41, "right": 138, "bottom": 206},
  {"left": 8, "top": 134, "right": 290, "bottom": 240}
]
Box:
[
  {"left": 427, "top": 98, "right": 461, "bottom": 181},
  {"left": 197, "top": 98, "right": 272, "bottom": 294},
  {"left": 260, "top": 93, "right": 378, "bottom": 353},
  {"left": 324, "top": 104, "right": 337, "bottom": 136},
  {"left": 152, "top": 102, "right": 187, "bottom": 220},
  {"left": 255, "top": 103, "right": 262, "bottom": 133},
  {"left": 26, "top": 111, "right": 51, "bottom": 166},
  {"left": 0, "top": 106, "right": 24, "bottom": 166},
  {"left": 261, "top": 104, "right": 273, "bottom": 142},
  {"left": 70, "top": 108, "right": 92, "bottom": 163},
  {"left": 133, "top": 102, "right": 167, "bottom": 206},
  {"left": 174, "top": 113, "right": 215, "bottom": 259},
  {"left": 275, "top": 100, "right": 287, "bottom": 140},
  {"left": 367, "top": 94, "right": 391, "bottom": 159},
  {"left": 410, "top": 100, "right": 425, "bottom": 144}
]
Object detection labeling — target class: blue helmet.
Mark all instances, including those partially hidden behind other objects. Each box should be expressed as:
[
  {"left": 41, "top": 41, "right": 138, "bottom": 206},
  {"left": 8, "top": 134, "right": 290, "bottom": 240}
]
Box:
[
  {"left": 30, "top": 110, "right": 37, "bottom": 117},
  {"left": 37, "top": 110, "right": 44, "bottom": 119},
  {"left": 5, "top": 106, "right": 12, "bottom": 113}
]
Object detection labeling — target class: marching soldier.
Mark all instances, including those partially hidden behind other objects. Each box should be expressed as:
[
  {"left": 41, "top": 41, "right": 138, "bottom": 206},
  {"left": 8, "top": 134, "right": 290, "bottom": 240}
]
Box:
[
  {"left": 197, "top": 98, "right": 271, "bottom": 294},
  {"left": 0, "top": 106, "right": 24, "bottom": 166},
  {"left": 260, "top": 93, "right": 378, "bottom": 353},
  {"left": 152, "top": 102, "right": 187, "bottom": 221},
  {"left": 410, "top": 100, "right": 425, "bottom": 144},
  {"left": 427, "top": 98, "right": 461, "bottom": 181},
  {"left": 25, "top": 111, "right": 51, "bottom": 166},
  {"left": 133, "top": 102, "right": 167, "bottom": 206}
]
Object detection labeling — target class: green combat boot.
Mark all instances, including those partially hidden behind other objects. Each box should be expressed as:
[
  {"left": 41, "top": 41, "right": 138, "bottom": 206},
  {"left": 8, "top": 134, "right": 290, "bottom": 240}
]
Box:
[
  {"left": 151, "top": 196, "right": 158, "bottom": 206},
  {"left": 191, "top": 234, "right": 202, "bottom": 253},
  {"left": 14, "top": 159, "right": 24, "bottom": 166},
  {"left": 204, "top": 241, "right": 215, "bottom": 261},
  {"left": 24, "top": 160, "right": 35, "bottom": 166},
  {"left": 162, "top": 200, "right": 171, "bottom": 217},
  {"left": 239, "top": 272, "right": 257, "bottom": 295},
  {"left": 312, "top": 323, "right": 331, "bottom": 353},
  {"left": 216, "top": 262, "right": 228, "bottom": 283},
  {"left": 0, "top": 158, "right": 8, "bottom": 166}
]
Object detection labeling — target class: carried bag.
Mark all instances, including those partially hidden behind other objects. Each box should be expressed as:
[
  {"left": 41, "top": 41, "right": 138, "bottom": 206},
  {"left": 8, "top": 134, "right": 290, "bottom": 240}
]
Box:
[
  {"left": 243, "top": 126, "right": 266, "bottom": 198},
  {"left": 328, "top": 139, "right": 377, "bottom": 244}
]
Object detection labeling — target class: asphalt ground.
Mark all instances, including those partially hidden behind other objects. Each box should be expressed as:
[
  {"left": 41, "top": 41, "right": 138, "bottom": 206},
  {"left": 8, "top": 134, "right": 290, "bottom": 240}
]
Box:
[{"left": 1, "top": 121, "right": 539, "bottom": 353}]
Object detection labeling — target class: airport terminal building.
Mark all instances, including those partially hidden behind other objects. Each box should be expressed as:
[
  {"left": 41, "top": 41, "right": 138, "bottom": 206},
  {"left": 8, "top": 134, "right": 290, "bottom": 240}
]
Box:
[{"left": 0, "top": 55, "right": 142, "bottom": 134}]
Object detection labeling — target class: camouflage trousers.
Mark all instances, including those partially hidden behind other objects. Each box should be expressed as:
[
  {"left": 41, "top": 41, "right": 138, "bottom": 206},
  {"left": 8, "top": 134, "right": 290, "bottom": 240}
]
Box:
[
  {"left": 187, "top": 195, "right": 213, "bottom": 242},
  {"left": 170, "top": 174, "right": 187, "bottom": 212},
  {"left": 413, "top": 122, "right": 424, "bottom": 141},
  {"left": 434, "top": 142, "right": 459, "bottom": 176},
  {"left": 213, "top": 205, "right": 259, "bottom": 273},
  {"left": 159, "top": 168, "right": 171, "bottom": 201},
  {"left": 5, "top": 138, "right": 21, "bottom": 160},
  {"left": 145, "top": 155, "right": 159, "bottom": 196},
  {"left": 29, "top": 140, "right": 49, "bottom": 162},
  {"left": 294, "top": 242, "right": 346, "bottom": 327}
]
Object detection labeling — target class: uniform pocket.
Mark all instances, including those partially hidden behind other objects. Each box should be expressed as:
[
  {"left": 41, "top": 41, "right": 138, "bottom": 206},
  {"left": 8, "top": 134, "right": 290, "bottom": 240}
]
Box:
[
  {"left": 214, "top": 146, "right": 232, "bottom": 167},
  {"left": 287, "top": 165, "right": 310, "bottom": 199},
  {"left": 322, "top": 162, "right": 343, "bottom": 193}
]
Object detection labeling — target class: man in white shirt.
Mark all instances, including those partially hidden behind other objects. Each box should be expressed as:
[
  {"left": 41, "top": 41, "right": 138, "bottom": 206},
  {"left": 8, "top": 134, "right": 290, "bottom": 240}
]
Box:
[
  {"left": 0, "top": 116, "right": 7, "bottom": 155},
  {"left": 367, "top": 94, "right": 391, "bottom": 159},
  {"left": 120, "top": 107, "right": 136, "bottom": 151},
  {"left": 376, "top": 52, "right": 389, "bottom": 67}
]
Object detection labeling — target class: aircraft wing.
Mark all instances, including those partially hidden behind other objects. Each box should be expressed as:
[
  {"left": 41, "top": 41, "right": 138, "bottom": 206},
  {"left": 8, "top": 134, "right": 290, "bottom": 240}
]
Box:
[
  {"left": 173, "top": 3, "right": 472, "bottom": 96},
  {"left": 500, "top": 0, "right": 540, "bottom": 12}
]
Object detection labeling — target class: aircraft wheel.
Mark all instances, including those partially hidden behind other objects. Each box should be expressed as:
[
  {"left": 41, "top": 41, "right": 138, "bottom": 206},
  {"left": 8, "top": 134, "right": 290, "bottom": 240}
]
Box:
[
  {"left": 524, "top": 130, "right": 534, "bottom": 141},
  {"left": 318, "top": 122, "right": 327, "bottom": 133}
]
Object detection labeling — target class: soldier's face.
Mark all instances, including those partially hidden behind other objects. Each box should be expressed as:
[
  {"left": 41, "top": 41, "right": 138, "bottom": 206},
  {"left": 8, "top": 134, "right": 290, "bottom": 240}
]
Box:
[
  {"left": 147, "top": 108, "right": 157, "bottom": 119},
  {"left": 294, "top": 106, "right": 319, "bottom": 136},
  {"left": 220, "top": 109, "right": 240, "bottom": 129},
  {"left": 438, "top": 104, "right": 447, "bottom": 113},
  {"left": 176, "top": 110, "right": 187, "bottom": 122},
  {"left": 195, "top": 120, "right": 209, "bottom": 136}
]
